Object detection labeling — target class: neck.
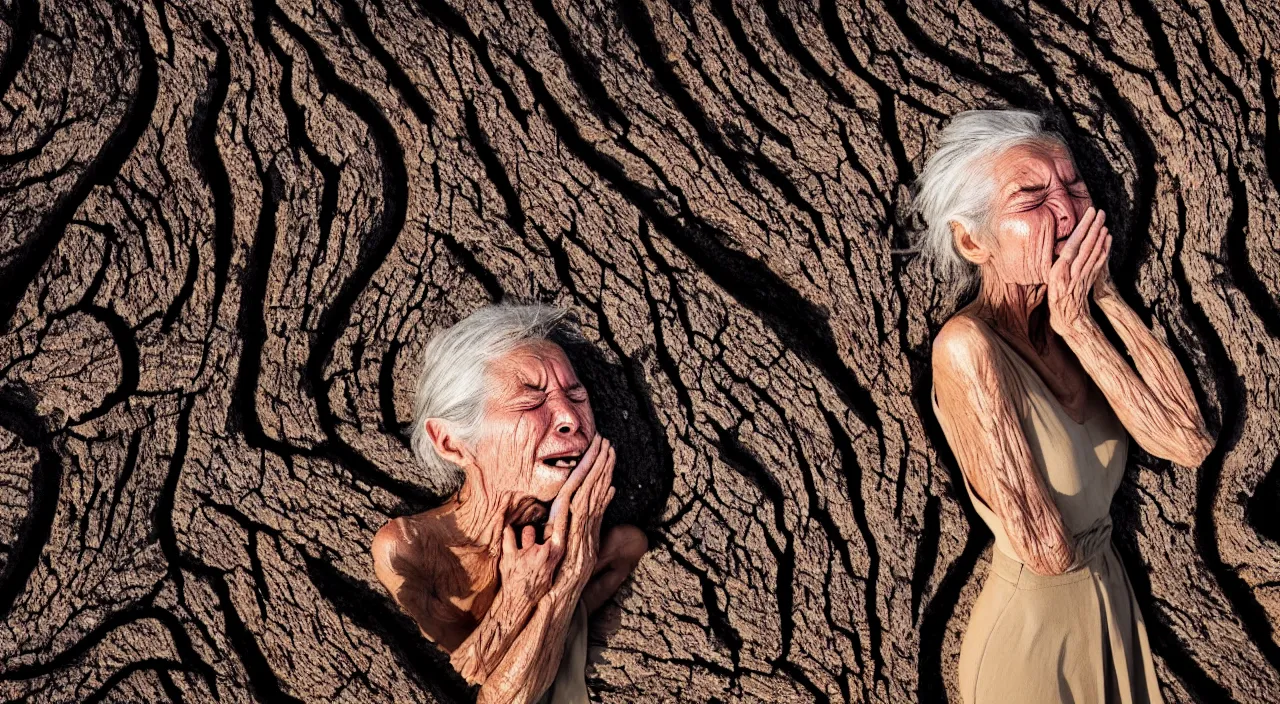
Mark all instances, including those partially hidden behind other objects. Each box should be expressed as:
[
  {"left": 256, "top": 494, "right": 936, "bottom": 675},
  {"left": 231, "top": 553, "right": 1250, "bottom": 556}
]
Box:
[
  {"left": 970, "top": 269, "right": 1053, "bottom": 352},
  {"left": 450, "top": 469, "right": 509, "bottom": 552}
]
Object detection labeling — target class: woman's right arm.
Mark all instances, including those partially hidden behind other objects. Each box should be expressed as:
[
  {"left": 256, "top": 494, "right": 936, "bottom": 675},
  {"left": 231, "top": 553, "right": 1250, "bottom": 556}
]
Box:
[
  {"left": 372, "top": 519, "right": 549, "bottom": 685},
  {"left": 933, "top": 319, "right": 1075, "bottom": 576}
]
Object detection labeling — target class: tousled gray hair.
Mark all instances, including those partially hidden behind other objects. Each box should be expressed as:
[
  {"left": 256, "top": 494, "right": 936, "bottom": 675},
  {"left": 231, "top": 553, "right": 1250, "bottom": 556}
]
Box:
[
  {"left": 411, "top": 303, "right": 580, "bottom": 492},
  {"left": 910, "top": 109, "right": 1066, "bottom": 294}
]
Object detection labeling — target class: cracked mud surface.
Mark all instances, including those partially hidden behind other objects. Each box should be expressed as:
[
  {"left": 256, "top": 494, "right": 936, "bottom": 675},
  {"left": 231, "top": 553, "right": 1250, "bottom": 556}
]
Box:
[{"left": 1, "top": 0, "right": 1279, "bottom": 701}]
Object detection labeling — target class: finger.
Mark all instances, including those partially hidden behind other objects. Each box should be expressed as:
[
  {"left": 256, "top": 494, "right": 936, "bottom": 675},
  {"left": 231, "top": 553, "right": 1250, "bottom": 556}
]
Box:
[
  {"left": 593, "top": 446, "right": 616, "bottom": 507},
  {"left": 590, "top": 442, "right": 614, "bottom": 499},
  {"left": 1092, "top": 209, "right": 1107, "bottom": 235},
  {"left": 522, "top": 525, "right": 536, "bottom": 549},
  {"left": 1061, "top": 207, "right": 1096, "bottom": 260},
  {"left": 503, "top": 524, "right": 517, "bottom": 555},
  {"left": 552, "top": 440, "right": 604, "bottom": 547},
  {"left": 550, "top": 502, "right": 571, "bottom": 550},
  {"left": 574, "top": 437, "right": 610, "bottom": 510},
  {"left": 1072, "top": 210, "right": 1106, "bottom": 278},
  {"left": 583, "top": 458, "right": 615, "bottom": 526},
  {"left": 1091, "top": 234, "right": 1112, "bottom": 284},
  {"left": 1082, "top": 226, "right": 1110, "bottom": 277},
  {"left": 1076, "top": 247, "right": 1101, "bottom": 291},
  {"left": 1083, "top": 217, "right": 1107, "bottom": 270},
  {"left": 549, "top": 436, "right": 602, "bottom": 524},
  {"left": 1071, "top": 221, "right": 1102, "bottom": 281}
]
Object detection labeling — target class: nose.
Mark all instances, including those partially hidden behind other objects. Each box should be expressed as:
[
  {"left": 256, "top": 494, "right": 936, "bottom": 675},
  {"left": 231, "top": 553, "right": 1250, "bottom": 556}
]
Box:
[
  {"left": 1046, "top": 188, "right": 1075, "bottom": 237},
  {"left": 550, "top": 397, "right": 580, "bottom": 435}
]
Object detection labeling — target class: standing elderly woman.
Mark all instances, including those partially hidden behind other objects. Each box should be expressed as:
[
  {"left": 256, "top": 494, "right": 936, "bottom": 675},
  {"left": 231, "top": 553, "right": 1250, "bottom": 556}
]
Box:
[
  {"left": 917, "top": 110, "right": 1212, "bottom": 703},
  {"left": 371, "top": 305, "right": 648, "bottom": 704}
]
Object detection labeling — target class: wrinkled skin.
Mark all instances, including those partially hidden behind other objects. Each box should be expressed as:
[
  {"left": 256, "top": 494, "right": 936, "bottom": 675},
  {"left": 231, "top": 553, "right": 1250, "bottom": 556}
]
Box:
[
  {"left": 932, "top": 139, "right": 1213, "bottom": 576},
  {"left": 371, "top": 341, "right": 648, "bottom": 704},
  {"left": 973, "top": 141, "right": 1094, "bottom": 287}
]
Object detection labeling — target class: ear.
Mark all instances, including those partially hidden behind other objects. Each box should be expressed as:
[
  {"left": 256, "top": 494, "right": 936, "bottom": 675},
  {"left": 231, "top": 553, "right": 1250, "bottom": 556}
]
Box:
[
  {"left": 424, "top": 418, "right": 473, "bottom": 467},
  {"left": 951, "top": 220, "right": 990, "bottom": 266}
]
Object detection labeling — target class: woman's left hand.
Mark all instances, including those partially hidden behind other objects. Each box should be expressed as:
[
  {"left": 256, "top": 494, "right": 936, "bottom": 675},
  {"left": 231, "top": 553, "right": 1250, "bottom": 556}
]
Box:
[{"left": 1048, "top": 206, "right": 1111, "bottom": 336}]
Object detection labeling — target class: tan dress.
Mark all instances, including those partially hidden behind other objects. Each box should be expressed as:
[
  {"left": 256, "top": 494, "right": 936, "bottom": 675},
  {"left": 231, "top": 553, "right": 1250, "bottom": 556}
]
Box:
[{"left": 933, "top": 333, "right": 1163, "bottom": 704}]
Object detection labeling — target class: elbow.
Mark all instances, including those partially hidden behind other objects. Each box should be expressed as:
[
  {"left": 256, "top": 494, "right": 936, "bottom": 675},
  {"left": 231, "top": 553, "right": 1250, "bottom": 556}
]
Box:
[
  {"left": 1167, "top": 430, "right": 1215, "bottom": 468},
  {"left": 1136, "top": 426, "right": 1214, "bottom": 468},
  {"left": 1185, "top": 431, "right": 1215, "bottom": 467},
  {"left": 1022, "top": 539, "right": 1074, "bottom": 576},
  {"left": 450, "top": 651, "right": 487, "bottom": 687},
  {"left": 1027, "top": 551, "right": 1073, "bottom": 577}
]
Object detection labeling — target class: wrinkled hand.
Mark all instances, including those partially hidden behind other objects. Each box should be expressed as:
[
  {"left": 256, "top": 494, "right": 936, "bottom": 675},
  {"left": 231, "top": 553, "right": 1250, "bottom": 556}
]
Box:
[
  {"left": 1048, "top": 207, "right": 1111, "bottom": 336},
  {"left": 545, "top": 435, "right": 616, "bottom": 598},
  {"left": 497, "top": 520, "right": 563, "bottom": 606},
  {"left": 1091, "top": 231, "right": 1119, "bottom": 303}
]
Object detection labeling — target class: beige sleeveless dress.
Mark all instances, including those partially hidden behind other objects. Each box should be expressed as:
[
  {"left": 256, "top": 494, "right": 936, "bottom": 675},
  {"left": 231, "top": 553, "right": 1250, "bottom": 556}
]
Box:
[{"left": 933, "top": 333, "right": 1164, "bottom": 704}]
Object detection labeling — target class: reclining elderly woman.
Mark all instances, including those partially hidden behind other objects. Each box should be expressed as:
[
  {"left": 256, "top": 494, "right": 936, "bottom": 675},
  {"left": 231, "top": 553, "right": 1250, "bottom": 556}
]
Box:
[
  {"left": 371, "top": 305, "right": 648, "bottom": 704},
  {"left": 917, "top": 110, "right": 1212, "bottom": 703}
]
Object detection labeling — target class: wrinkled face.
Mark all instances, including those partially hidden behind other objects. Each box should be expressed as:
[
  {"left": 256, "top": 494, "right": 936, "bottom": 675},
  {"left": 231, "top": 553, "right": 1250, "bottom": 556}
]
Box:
[
  {"left": 980, "top": 141, "right": 1093, "bottom": 284},
  {"left": 468, "top": 341, "right": 596, "bottom": 508}
]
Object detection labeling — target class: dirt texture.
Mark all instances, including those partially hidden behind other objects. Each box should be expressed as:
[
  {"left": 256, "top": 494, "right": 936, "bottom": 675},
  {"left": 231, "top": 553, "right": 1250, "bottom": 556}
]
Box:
[{"left": 1, "top": 0, "right": 1278, "bottom": 702}]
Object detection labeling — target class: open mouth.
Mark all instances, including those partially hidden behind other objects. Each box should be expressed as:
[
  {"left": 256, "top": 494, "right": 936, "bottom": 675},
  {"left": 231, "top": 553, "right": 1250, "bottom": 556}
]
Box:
[
  {"left": 510, "top": 498, "right": 550, "bottom": 532},
  {"left": 541, "top": 453, "right": 583, "bottom": 470}
]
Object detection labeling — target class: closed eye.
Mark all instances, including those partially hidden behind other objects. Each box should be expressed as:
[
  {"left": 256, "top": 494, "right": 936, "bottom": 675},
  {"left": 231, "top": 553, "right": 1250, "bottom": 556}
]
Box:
[
  {"left": 515, "top": 392, "right": 548, "bottom": 410},
  {"left": 1016, "top": 195, "right": 1048, "bottom": 212}
]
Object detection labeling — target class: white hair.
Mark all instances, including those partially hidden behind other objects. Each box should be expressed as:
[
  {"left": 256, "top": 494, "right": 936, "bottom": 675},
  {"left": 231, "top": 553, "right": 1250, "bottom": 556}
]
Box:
[
  {"left": 910, "top": 109, "right": 1067, "bottom": 293},
  {"left": 410, "top": 303, "right": 579, "bottom": 492}
]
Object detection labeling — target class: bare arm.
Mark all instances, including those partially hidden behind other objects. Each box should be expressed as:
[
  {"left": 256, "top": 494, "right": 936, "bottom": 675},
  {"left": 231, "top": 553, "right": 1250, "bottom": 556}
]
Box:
[
  {"left": 372, "top": 520, "right": 544, "bottom": 685},
  {"left": 371, "top": 522, "right": 480, "bottom": 651},
  {"left": 933, "top": 319, "right": 1075, "bottom": 576},
  {"left": 478, "top": 582, "right": 583, "bottom": 704},
  {"left": 478, "top": 440, "right": 617, "bottom": 704},
  {"left": 1048, "top": 208, "right": 1213, "bottom": 467},
  {"left": 447, "top": 548, "right": 539, "bottom": 684}
]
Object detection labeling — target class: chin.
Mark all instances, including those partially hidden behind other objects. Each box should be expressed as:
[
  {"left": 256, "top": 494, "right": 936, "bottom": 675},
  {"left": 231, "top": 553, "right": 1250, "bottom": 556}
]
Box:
[{"left": 529, "top": 464, "right": 571, "bottom": 501}]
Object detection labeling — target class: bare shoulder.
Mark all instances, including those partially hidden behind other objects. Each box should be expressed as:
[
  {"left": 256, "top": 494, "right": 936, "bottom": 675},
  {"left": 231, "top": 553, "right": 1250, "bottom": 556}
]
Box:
[
  {"left": 932, "top": 314, "right": 1000, "bottom": 383},
  {"left": 372, "top": 512, "right": 447, "bottom": 588}
]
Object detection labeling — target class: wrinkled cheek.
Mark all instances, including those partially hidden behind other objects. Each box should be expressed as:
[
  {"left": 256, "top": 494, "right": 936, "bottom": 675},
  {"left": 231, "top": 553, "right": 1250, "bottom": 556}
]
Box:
[
  {"left": 508, "top": 415, "right": 540, "bottom": 484},
  {"left": 1030, "top": 232, "right": 1051, "bottom": 273},
  {"left": 1020, "top": 221, "right": 1055, "bottom": 280}
]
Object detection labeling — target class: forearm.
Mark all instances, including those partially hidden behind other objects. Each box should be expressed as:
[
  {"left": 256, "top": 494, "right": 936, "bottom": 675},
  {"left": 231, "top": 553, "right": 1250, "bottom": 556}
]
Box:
[
  {"left": 1060, "top": 307, "right": 1211, "bottom": 465},
  {"left": 1095, "top": 292, "right": 1206, "bottom": 427},
  {"left": 935, "top": 338, "right": 1074, "bottom": 575},
  {"left": 449, "top": 588, "right": 537, "bottom": 684},
  {"left": 964, "top": 402, "right": 1074, "bottom": 575},
  {"left": 477, "top": 588, "right": 581, "bottom": 704}
]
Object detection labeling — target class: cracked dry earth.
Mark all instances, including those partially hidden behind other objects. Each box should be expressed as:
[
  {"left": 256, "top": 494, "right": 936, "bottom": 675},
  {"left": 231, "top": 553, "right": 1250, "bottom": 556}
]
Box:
[{"left": 1, "top": 0, "right": 1279, "bottom": 702}]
